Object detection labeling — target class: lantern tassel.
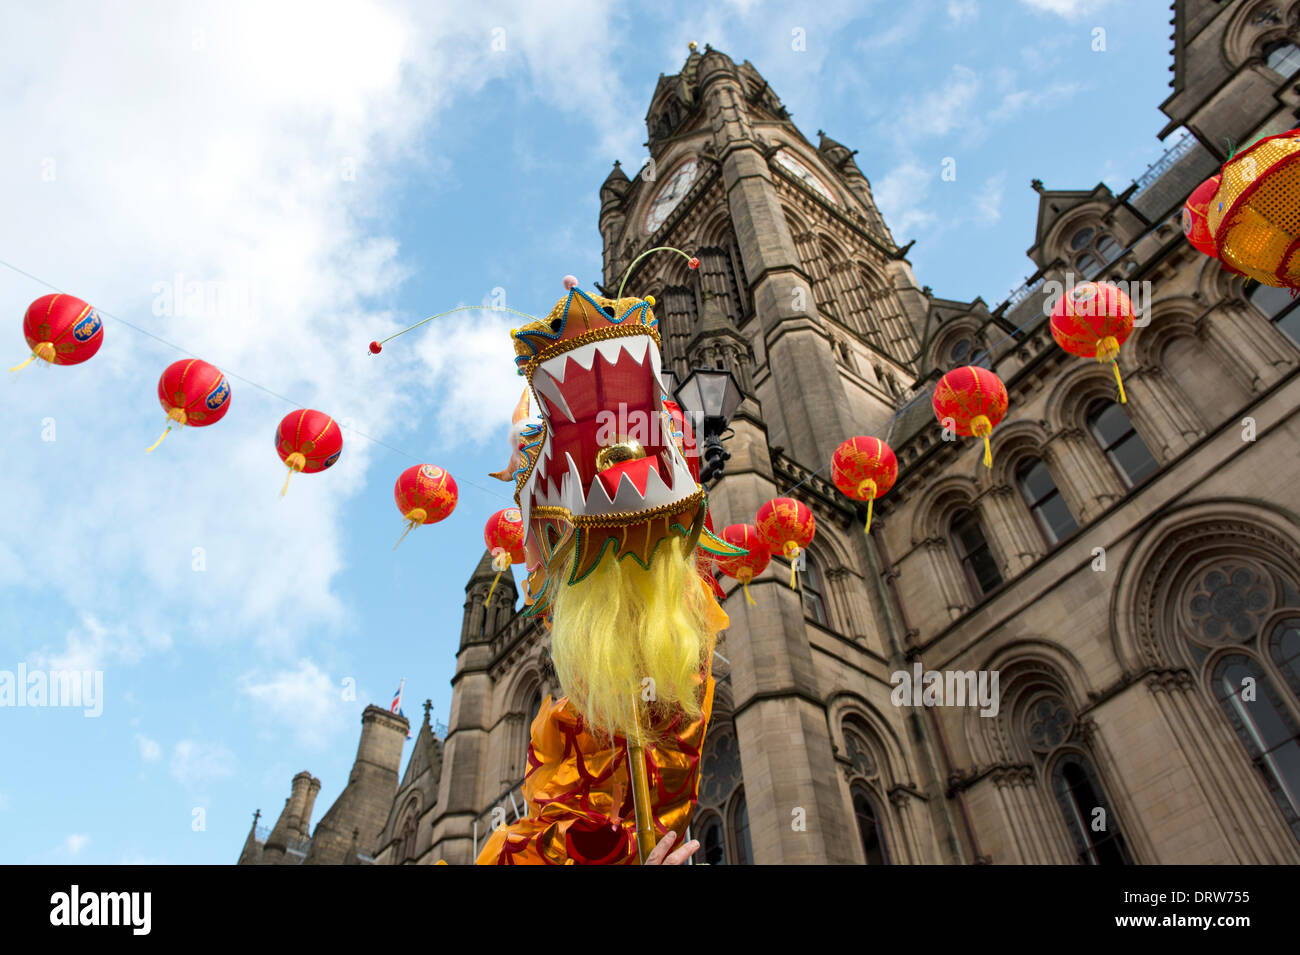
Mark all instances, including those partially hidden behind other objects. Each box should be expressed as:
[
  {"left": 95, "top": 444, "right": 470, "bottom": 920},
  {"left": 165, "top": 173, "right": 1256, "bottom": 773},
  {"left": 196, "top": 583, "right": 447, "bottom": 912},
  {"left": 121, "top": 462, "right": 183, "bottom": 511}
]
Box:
[
  {"left": 982, "top": 433, "right": 992, "bottom": 469},
  {"left": 864, "top": 497, "right": 874, "bottom": 536},
  {"left": 145, "top": 425, "right": 173, "bottom": 453},
  {"left": 281, "top": 465, "right": 296, "bottom": 497},
  {"left": 8, "top": 354, "right": 39, "bottom": 373},
  {"left": 742, "top": 578, "right": 756, "bottom": 606},
  {"left": 393, "top": 518, "right": 420, "bottom": 550},
  {"left": 1112, "top": 360, "right": 1127, "bottom": 404},
  {"left": 484, "top": 571, "right": 503, "bottom": 608},
  {"left": 786, "top": 543, "right": 800, "bottom": 590}
]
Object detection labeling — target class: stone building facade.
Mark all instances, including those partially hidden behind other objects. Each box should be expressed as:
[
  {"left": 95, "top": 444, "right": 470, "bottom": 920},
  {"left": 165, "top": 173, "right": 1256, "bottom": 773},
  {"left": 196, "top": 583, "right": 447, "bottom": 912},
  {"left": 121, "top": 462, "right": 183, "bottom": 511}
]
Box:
[{"left": 240, "top": 0, "right": 1300, "bottom": 865}]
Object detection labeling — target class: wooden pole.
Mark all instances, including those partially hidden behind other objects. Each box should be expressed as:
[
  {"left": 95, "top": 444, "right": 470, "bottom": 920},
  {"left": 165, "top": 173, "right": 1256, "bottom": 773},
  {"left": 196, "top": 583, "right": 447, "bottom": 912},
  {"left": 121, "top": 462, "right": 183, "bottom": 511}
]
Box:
[{"left": 628, "top": 702, "right": 656, "bottom": 864}]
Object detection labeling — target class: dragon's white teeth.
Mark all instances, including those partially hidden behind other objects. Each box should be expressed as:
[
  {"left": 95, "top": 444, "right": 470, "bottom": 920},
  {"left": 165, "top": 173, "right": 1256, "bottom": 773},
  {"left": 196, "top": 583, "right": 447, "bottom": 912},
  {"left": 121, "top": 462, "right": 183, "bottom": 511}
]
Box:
[
  {"left": 563, "top": 453, "right": 584, "bottom": 513},
  {"left": 592, "top": 336, "right": 652, "bottom": 368},
  {"left": 669, "top": 443, "right": 696, "bottom": 492},
  {"left": 532, "top": 373, "right": 576, "bottom": 424}
]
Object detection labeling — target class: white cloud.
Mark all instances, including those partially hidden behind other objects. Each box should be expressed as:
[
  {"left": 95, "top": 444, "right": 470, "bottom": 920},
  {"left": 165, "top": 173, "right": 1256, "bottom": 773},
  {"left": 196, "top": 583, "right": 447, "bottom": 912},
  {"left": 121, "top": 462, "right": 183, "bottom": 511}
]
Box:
[
  {"left": 170, "top": 740, "right": 236, "bottom": 789},
  {"left": 874, "top": 160, "right": 938, "bottom": 236},
  {"left": 135, "top": 734, "right": 162, "bottom": 763},
  {"left": 238, "top": 658, "right": 352, "bottom": 749},
  {"left": 890, "top": 65, "right": 981, "bottom": 142},
  {"left": 973, "top": 173, "right": 1007, "bottom": 224},
  {"left": 947, "top": 0, "right": 978, "bottom": 24},
  {"left": 1019, "top": 0, "right": 1112, "bottom": 19},
  {"left": 0, "top": 0, "right": 643, "bottom": 669},
  {"left": 27, "top": 615, "right": 172, "bottom": 673},
  {"left": 62, "top": 833, "right": 90, "bottom": 856}
]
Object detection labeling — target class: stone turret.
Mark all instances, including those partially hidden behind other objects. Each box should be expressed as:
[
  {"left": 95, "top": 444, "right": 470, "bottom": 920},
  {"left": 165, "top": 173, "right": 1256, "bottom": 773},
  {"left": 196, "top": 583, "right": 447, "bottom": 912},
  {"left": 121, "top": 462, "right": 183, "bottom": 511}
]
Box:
[
  {"left": 259, "top": 771, "right": 316, "bottom": 864},
  {"left": 302, "top": 706, "right": 407, "bottom": 864}
]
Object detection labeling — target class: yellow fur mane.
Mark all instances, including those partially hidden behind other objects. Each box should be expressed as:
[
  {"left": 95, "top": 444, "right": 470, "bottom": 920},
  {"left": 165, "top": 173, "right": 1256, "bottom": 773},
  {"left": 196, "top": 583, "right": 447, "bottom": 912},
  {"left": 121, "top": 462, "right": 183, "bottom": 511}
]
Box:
[{"left": 548, "top": 539, "right": 714, "bottom": 747}]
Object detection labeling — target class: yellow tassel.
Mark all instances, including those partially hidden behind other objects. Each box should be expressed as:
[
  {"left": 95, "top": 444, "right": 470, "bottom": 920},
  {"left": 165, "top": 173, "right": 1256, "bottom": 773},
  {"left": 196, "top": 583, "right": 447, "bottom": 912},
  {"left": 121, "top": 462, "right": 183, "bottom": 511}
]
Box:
[
  {"left": 982, "top": 434, "right": 992, "bottom": 469},
  {"left": 281, "top": 452, "right": 306, "bottom": 498},
  {"left": 484, "top": 571, "right": 503, "bottom": 608},
  {"left": 393, "top": 518, "right": 419, "bottom": 549},
  {"left": 9, "top": 342, "right": 56, "bottom": 373},
  {"left": 742, "top": 577, "right": 756, "bottom": 606},
  {"left": 864, "top": 497, "right": 874, "bottom": 536},
  {"left": 145, "top": 425, "right": 173, "bottom": 453},
  {"left": 784, "top": 543, "right": 800, "bottom": 590},
  {"left": 1112, "top": 360, "right": 1127, "bottom": 404}
]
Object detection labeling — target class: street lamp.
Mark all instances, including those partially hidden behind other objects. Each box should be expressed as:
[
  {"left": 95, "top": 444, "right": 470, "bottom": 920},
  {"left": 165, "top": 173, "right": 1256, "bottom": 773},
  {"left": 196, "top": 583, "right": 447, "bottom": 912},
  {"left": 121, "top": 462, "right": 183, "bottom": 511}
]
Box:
[{"left": 674, "top": 367, "right": 743, "bottom": 483}]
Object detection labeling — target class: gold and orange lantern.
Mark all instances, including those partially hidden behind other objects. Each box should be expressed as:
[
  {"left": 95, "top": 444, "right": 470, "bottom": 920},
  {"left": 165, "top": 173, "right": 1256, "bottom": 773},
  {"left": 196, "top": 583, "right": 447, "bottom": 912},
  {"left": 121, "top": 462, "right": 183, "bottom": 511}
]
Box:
[
  {"left": 12, "top": 293, "right": 104, "bottom": 371},
  {"left": 275, "top": 409, "right": 343, "bottom": 496},
  {"left": 1049, "top": 281, "right": 1135, "bottom": 404},
  {"left": 1208, "top": 128, "right": 1300, "bottom": 289},
  {"left": 1182, "top": 174, "right": 1222, "bottom": 258},
  {"left": 145, "top": 358, "right": 231, "bottom": 452},
  {"left": 392, "top": 464, "right": 458, "bottom": 548},
  {"left": 831, "top": 436, "right": 897, "bottom": 535},
  {"left": 756, "top": 497, "right": 816, "bottom": 590},
  {"left": 932, "top": 365, "right": 1008, "bottom": 469},
  {"left": 712, "top": 523, "right": 770, "bottom": 605},
  {"left": 482, "top": 507, "right": 525, "bottom": 606}
]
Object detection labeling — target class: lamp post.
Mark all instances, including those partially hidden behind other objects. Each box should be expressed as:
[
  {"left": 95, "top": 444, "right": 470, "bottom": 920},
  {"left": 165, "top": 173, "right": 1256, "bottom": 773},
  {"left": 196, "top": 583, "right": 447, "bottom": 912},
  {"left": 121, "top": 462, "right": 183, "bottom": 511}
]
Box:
[{"left": 674, "top": 367, "right": 743, "bottom": 483}]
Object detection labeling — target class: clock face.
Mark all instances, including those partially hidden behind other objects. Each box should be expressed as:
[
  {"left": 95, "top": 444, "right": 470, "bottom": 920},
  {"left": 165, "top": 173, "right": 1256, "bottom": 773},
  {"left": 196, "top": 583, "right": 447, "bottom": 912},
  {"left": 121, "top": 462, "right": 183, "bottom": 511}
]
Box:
[
  {"left": 643, "top": 159, "right": 699, "bottom": 233},
  {"left": 774, "top": 150, "right": 836, "bottom": 204}
]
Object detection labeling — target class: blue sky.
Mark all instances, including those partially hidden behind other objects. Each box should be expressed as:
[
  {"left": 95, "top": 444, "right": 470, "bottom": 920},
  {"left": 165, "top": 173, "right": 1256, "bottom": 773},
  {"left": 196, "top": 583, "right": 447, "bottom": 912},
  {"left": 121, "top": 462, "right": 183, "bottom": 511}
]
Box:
[{"left": 0, "top": 0, "right": 1179, "bottom": 863}]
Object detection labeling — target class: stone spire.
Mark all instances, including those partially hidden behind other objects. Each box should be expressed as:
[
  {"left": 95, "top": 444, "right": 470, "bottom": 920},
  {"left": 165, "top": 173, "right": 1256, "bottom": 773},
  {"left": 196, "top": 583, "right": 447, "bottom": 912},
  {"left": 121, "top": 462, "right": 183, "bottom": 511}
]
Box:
[{"left": 236, "top": 808, "right": 263, "bottom": 865}]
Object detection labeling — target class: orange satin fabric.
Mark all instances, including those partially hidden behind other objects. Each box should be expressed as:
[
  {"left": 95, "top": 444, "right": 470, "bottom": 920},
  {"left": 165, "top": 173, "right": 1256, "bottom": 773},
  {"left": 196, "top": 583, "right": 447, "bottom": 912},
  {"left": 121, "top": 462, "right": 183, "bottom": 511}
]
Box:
[{"left": 476, "top": 594, "right": 728, "bottom": 865}]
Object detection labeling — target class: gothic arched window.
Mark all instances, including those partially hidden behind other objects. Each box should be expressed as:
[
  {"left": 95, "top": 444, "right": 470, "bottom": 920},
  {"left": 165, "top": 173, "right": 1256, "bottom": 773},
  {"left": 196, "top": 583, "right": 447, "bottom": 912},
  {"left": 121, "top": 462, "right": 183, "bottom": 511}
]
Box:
[
  {"left": 950, "top": 508, "right": 1003, "bottom": 598},
  {"left": 1087, "top": 399, "right": 1158, "bottom": 488},
  {"left": 852, "top": 786, "right": 890, "bottom": 865},
  {"left": 1050, "top": 752, "right": 1134, "bottom": 864},
  {"left": 1179, "top": 558, "right": 1300, "bottom": 842},
  {"left": 1016, "top": 457, "right": 1078, "bottom": 545},
  {"left": 801, "top": 552, "right": 829, "bottom": 627},
  {"left": 697, "top": 812, "right": 726, "bottom": 865},
  {"left": 398, "top": 803, "right": 420, "bottom": 863},
  {"left": 1264, "top": 40, "right": 1300, "bottom": 78},
  {"left": 949, "top": 337, "right": 973, "bottom": 364},
  {"left": 1211, "top": 654, "right": 1300, "bottom": 839},
  {"left": 1248, "top": 280, "right": 1300, "bottom": 346},
  {"left": 1068, "top": 225, "right": 1122, "bottom": 279},
  {"left": 697, "top": 725, "right": 751, "bottom": 863},
  {"left": 731, "top": 790, "right": 754, "bottom": 865}
]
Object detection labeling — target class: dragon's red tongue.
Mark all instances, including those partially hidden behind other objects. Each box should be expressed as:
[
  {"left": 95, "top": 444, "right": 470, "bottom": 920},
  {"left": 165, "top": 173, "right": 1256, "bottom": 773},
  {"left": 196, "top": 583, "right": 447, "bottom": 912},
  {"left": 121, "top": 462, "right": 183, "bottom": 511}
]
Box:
[{"left": 596, "top": 456, "right": 660, "bottom": 499}]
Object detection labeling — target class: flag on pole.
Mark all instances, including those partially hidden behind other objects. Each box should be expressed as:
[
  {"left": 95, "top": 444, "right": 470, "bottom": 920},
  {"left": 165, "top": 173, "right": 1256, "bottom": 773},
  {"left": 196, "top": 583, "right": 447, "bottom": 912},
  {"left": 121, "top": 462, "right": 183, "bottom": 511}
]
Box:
[{"left": 392, "top": 678, "right": 411, "bottom": 740}]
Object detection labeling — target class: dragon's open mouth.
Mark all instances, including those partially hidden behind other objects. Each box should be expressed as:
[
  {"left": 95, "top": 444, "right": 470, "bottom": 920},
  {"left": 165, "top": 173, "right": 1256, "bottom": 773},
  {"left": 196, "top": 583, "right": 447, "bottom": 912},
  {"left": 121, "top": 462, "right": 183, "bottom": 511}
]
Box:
[{"left": 524, "top": 330, "right": 696, "bottom": 523}]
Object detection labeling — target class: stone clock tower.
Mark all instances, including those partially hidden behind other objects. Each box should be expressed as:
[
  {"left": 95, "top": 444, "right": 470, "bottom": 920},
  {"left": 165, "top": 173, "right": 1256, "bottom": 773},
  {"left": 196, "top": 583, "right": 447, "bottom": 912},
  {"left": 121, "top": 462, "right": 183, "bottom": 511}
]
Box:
[{"left": 596, "top": 44, "right": 936, "bottom": 865}]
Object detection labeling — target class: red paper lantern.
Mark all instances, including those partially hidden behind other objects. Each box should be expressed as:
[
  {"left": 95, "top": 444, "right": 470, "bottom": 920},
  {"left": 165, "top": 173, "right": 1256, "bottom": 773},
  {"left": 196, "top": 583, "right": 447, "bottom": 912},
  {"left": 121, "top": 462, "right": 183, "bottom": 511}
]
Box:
[
  {"left": 712, "top": 524, "right": 770, "bottom": 605},
  {"left": 145, "top": 359, "right": 231, "bottom": 452},
  {"left": 756, "top": 497, "right": 816, "bottom": 590},
  {"left": 1182, "top": 174, "right": 1221, "bottom": 258},
  {"left": 482, "top": 506, "right": 525, "bottom": 605},
  {"left": 932, "top": 366, "right": 1008, "bottom": 469},
  {"left": 1050, "top": 281, "right": 1135, "bottom": 404},
  {"left": 11, "top": 294, "right": 103, "bottom": 371},
  {"left": 831, "top": 436, "right": 898, "bottom": 535},
  {"left": 393, "top": 464, "right": 458, "bottom": 547},
  {"left": 275, "top": 409, "right": 343, "bottom": 496}
]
